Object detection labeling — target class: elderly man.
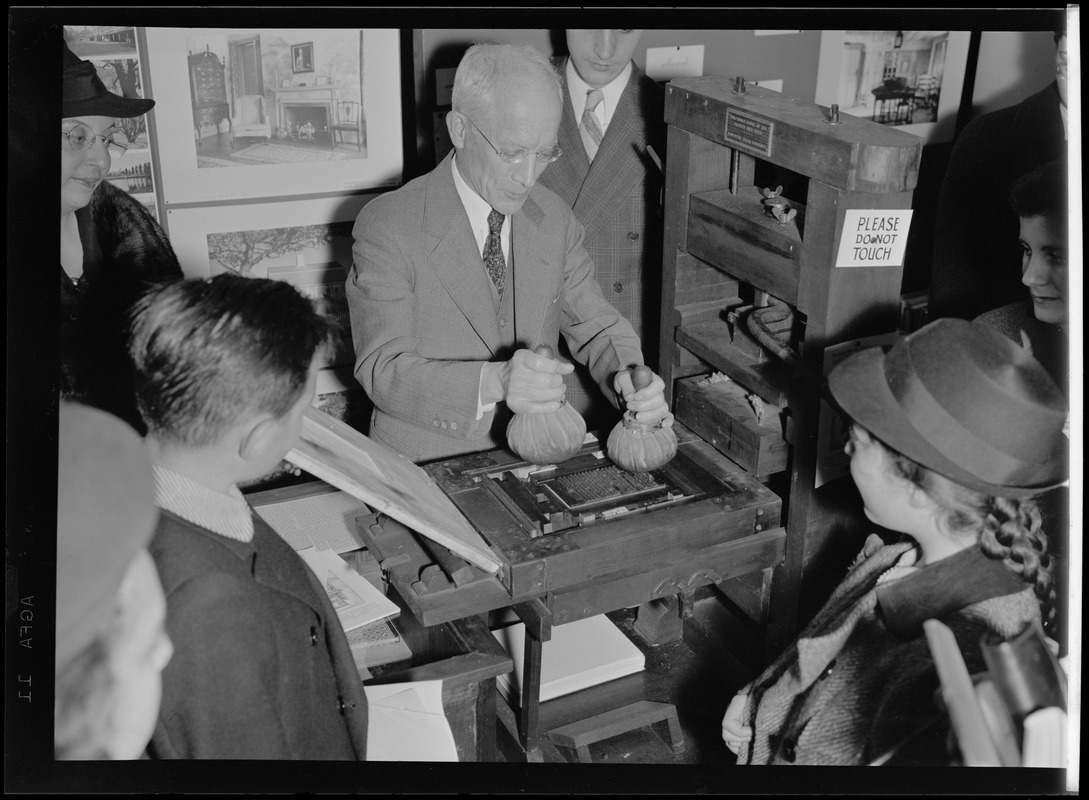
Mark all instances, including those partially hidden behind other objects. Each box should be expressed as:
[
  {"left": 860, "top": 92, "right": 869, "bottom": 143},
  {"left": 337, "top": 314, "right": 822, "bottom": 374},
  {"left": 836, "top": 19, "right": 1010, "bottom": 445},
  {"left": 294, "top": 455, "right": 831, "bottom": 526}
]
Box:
[
  {"left": 347, "top": 43, "right": 670, "bottom": 463},
  {"left": 539, "top": 30, "right": 666, "bottom": 429}
]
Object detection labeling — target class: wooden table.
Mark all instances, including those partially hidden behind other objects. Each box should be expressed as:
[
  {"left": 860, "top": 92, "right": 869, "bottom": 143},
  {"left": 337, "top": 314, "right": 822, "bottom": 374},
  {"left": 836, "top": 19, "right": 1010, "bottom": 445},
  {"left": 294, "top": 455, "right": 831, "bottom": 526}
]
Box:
[
  {"left": 358, "top": 422, "right": 784, "bottom": 761},
  {"left": 364, "top": 589, "right": 513, "bottom": 762}
]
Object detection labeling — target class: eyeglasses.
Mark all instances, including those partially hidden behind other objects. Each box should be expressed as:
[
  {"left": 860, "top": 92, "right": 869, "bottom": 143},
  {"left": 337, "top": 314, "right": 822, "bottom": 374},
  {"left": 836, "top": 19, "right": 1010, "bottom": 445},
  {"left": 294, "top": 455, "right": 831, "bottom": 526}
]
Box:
[
  {"left": 464, "top": 117, "right": 561, "bottom": 165},
  {"left": 62, "top": 123, "right": 129, "bottom": 158}
]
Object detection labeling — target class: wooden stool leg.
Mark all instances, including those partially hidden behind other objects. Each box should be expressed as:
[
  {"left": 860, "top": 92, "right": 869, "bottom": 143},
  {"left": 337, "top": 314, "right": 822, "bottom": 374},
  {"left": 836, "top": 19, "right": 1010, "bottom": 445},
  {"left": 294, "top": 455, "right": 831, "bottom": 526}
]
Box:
[{"left": 664, "top": 709, "right": 686, "bottom": 753}]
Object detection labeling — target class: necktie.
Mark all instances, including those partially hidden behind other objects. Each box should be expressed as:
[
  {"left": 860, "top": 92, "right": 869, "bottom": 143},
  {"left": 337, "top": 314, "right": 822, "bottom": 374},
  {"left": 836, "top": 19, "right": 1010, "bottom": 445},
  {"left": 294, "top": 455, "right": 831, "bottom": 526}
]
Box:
[
  {"left": 483, "top": 208, "right": 506, "bottom": 295},
  {"left": 580, "top": 89, "right": 604, "bottom": 161}
]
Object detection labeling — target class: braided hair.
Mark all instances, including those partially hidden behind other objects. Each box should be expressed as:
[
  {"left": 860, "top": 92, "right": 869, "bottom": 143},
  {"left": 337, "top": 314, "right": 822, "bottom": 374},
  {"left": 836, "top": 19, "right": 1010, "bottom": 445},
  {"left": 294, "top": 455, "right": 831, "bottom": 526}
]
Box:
[{"left": 882, "top": 442, "right": 1056, "bottom": 632}]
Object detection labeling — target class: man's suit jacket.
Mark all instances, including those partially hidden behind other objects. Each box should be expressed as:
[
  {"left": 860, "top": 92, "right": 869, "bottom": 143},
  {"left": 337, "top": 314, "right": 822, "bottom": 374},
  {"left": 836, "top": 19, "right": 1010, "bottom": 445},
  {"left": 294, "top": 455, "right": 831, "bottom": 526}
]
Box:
[
  {"left": 539, "top": 62, "right": 666, "bottom": 427},
  {"left": 347, "top": 152, "right": 644, "bottom": 463},
  {"left": 149, "top": 511, "right": 369, "bottom": 760},
  {"left": 929, "top": 82, "right": 1066, "bottom": 321}
]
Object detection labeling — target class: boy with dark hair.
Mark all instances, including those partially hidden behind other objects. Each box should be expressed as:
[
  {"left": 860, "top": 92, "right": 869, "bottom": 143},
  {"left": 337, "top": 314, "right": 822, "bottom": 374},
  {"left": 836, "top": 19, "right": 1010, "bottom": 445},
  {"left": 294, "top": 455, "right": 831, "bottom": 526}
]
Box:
[{"left": 130, "top": 274, "right": 368, "bottom": 759}]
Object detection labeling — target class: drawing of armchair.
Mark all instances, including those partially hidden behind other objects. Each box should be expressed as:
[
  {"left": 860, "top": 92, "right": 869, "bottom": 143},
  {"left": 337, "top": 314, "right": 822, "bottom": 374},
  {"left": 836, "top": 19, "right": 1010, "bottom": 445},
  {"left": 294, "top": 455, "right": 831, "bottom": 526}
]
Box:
[{"left": 230, "top": 94, "right": 271, "bottom": 144}]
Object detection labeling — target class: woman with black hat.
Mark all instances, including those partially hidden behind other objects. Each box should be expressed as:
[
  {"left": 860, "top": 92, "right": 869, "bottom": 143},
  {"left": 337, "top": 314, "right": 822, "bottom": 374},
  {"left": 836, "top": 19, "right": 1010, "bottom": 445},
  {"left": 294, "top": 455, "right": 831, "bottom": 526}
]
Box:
[
  {"left": 721, "top": 318, "right": 1067, "bottom": 765},
  {"left": 61, "top": 38, "right": 182, "bottom": 433}
]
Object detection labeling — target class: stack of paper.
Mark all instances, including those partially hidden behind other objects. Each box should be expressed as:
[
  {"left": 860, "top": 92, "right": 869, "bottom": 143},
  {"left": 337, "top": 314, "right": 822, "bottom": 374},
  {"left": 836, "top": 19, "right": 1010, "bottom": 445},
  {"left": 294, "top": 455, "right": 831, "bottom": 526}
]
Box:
[
  {"left": 347, "top": 619, "right": 412, "bottom": 677},
  {"left": 364, "top": 680, "right": 459, "bottom": 762},
  {"left": 492, "top": 614, "right": 645, "bottom": 706}
]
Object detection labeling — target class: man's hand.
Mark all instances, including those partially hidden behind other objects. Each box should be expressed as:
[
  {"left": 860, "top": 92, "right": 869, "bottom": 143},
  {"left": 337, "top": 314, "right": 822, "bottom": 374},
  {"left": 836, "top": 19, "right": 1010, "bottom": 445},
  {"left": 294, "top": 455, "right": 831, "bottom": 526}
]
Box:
[
  {"left": 502, "top": 348, "right": 575, "bottom": 415},
  {"left": 721, "top": 692, "right": 752, "bottom": 755},
  {"left": 614, "top": 367, "right": 673, "bottom": 428}
]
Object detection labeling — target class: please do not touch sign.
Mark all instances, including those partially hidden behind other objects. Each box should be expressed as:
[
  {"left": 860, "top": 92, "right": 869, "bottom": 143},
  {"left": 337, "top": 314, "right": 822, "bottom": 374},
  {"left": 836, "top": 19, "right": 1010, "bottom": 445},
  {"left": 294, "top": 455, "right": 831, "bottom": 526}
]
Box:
[{"left": 835, "top": 209, "right": 913, "bottom": 268}]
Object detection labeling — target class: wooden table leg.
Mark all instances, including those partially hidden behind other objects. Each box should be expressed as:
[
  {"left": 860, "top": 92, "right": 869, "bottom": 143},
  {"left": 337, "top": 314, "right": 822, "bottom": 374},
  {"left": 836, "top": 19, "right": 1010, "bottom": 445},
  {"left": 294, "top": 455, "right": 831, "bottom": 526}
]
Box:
[
  {"left": 509, "top": 595, "right": 553, "bottom": 761},
  {"left": 476, "top": 677, "right": 497, "bottom": 762},
  {"left": 518, "top": 629, "right": 544, "bottom": 755}
]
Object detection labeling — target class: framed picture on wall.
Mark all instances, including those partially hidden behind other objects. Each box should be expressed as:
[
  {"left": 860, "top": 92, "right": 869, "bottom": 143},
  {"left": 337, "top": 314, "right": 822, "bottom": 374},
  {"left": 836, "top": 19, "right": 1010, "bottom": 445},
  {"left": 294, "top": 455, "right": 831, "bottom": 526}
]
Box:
[
  {"left": 142, "top": 27, "right": 403, "bottom": 203},
  {"left": 291, "top": 41, "right": 314, "bottom": 73},
  {"left": 165, "top": 192, "right": 376, "bottom": 395},
  {"left": 814, "top": 30, "right": 972, "bottom": 145}
]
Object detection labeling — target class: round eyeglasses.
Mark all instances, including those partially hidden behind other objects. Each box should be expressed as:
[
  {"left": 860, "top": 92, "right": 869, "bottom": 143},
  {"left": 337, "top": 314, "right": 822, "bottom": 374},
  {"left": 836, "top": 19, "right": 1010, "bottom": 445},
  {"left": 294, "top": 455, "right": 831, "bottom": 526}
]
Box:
[
  {"left": 465, "top": 117, "right": 561, "bottom": 165},
  {"left": 62, "top": 123, "right": 129, "bottom": 158}
]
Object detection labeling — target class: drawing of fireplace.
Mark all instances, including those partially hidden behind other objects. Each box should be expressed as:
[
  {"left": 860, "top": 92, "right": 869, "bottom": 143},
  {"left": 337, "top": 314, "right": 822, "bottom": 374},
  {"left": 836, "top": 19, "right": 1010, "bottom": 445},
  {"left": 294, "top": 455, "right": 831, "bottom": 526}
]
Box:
[{"left": 271, "top": 85, "right": 338, "bottom": 146}]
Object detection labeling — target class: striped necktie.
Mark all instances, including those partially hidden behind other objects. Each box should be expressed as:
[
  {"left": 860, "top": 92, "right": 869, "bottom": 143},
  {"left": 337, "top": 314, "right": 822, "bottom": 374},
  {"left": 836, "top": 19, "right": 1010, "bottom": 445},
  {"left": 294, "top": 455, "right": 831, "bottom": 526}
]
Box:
[
  {"left": 580, "top": 88, "right": 604, "bottom": 161},
  {"left": 482, "top": 208, "right": 506, "bottom": 295}
]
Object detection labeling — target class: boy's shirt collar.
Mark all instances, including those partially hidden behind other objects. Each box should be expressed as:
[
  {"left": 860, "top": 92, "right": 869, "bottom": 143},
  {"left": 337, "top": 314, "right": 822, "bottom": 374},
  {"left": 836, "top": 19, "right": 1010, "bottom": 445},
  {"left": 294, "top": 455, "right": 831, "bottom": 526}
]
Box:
[{"left": 153, "top": 464, "right": 254, "bottom": 543}]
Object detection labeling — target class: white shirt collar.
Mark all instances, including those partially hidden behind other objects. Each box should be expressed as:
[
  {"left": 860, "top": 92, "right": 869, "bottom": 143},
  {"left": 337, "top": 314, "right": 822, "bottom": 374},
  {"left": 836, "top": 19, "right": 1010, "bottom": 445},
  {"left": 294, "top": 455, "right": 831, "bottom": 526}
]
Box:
[
  {"left": 451, "top": 153, "right": 510, "bottom": 257},
  {"left": 567, "top": 58, "right": 633, "bottom": 132},
  {"left": 153, "top": 464, "right": 254, "bottom": 543}
]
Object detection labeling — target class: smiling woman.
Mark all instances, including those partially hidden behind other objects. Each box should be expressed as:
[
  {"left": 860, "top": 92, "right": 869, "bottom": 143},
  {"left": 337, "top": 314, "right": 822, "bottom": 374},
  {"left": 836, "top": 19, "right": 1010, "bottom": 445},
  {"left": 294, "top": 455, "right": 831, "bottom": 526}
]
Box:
[
  {"left": 974, "top": 159, "right": 1069, "bottom": 397},
  {"left": 59, "top": 37, "right": 183, "bottom": 433}
]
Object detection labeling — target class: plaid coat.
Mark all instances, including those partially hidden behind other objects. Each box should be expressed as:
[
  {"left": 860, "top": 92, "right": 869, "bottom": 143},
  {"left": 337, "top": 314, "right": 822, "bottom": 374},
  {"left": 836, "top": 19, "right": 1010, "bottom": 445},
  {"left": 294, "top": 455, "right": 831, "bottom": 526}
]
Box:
[
  {"left": 539, "top": 62, "right": 666, "bottom": 429},
  {"left": 736, "top": 535, "right": 1042, "bottom": 766}
]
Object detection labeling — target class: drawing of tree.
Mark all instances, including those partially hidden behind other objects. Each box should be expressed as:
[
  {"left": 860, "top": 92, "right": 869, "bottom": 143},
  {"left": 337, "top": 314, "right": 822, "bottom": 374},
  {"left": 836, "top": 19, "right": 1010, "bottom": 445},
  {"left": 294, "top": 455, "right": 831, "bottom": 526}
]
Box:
[
  {"left": 207, "top": 223, "right": 346, "bottom": 277},
  {"left": 100, "top": 60, "right": 147, "bottom": 143}
]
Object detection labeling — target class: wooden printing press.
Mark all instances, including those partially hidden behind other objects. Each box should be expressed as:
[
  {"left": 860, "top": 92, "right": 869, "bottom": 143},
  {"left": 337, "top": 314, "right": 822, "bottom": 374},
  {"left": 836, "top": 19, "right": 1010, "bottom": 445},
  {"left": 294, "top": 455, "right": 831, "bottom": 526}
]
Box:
[
  {"left": 291, "top": 75, "right": 922, "bottom": 762},
  {"left": 349, "top": 421, "right": 783, "bottom": 761}
]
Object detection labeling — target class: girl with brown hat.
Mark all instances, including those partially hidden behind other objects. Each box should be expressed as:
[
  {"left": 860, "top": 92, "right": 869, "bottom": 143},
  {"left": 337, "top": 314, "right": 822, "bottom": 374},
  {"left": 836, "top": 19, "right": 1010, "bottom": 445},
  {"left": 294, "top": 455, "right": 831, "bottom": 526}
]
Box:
[
  {"left": 722, "top": 318, "right": 1067, "bottom": 765},
  {"left": 60, "top": 37, "right": 183, "bottom": 433}
]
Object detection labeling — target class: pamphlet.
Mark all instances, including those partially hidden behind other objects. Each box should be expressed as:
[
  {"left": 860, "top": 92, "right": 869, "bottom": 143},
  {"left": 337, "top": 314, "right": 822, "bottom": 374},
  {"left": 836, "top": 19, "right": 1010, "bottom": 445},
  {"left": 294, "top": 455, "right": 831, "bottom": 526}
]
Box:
[{"left": 297, "top": 547, "right": 399, "bottom": 633}]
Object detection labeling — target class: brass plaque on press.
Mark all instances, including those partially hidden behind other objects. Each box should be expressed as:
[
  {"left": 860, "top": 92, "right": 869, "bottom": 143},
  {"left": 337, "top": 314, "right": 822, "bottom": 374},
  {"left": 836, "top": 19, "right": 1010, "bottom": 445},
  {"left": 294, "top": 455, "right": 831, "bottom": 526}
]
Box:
[{"left": 724, "top": 109, "right": 773, "bottom": 157}]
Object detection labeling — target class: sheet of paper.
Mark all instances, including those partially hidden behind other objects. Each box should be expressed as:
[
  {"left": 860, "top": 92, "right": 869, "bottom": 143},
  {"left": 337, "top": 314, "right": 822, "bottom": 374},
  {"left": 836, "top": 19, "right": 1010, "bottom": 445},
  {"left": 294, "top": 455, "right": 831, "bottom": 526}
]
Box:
[
  {"left": 254, "top": 489, "right": 369, "bottom": 553},
  {"left": 644, "top": 44, "right": 704, "bottom": 81},
  {"left": 363, "top": 680, "right": 458, "bottom": 761},
  {"left": 752, "top": 79, "right": 783, "bottom": 93},
  {"left": 298, "top": 548, "right": 399, "bottom": 633}
]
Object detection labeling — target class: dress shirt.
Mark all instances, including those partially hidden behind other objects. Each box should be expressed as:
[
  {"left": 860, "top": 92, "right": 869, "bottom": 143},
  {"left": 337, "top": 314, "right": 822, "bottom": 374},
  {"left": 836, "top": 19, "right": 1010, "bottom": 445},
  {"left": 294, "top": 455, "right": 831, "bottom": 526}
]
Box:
[
  {"left": 566, "top": 58, "right": 633, "bottom": 139},
  {"left": 452, "top": 153, "right": 511, "bottom": 261},
  {"left": 452, "top": 154, "right": 511, "bottom": 420},
  {"left": 153, "top": 464, "right": 254, "bottom": 543}
]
